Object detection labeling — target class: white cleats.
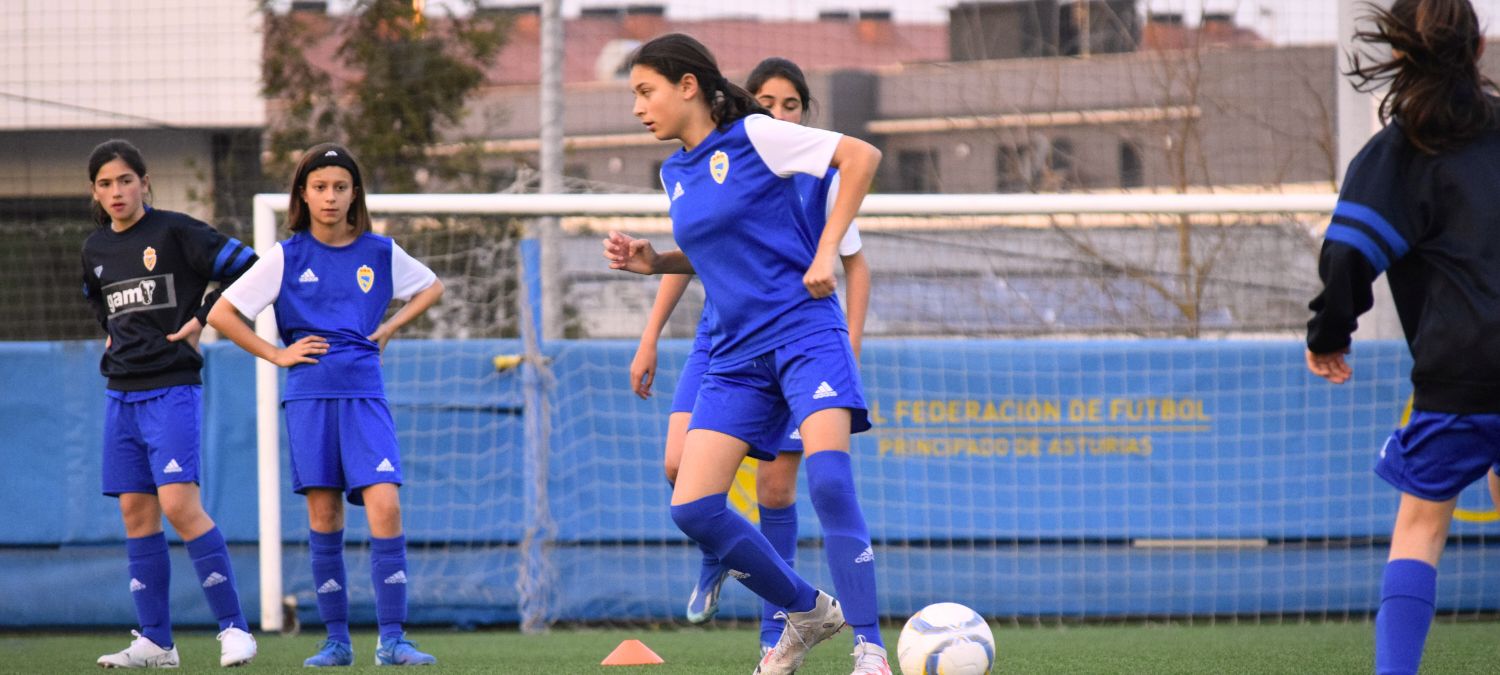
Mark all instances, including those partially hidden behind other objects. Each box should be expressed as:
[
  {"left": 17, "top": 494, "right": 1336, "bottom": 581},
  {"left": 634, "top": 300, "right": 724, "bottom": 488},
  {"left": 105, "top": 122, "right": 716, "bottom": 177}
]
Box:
[
  {"left": 97, "top": 630, "right": 180, "bottom": 669},
  {"left": 753, "top": 591, "right": 845, "bottom": 675},
  {"left": 216, "top": 627, "right": 257, "bottom": 667},
  {"left": 850, "top": 635, "right": 892, "bottom": 675}
]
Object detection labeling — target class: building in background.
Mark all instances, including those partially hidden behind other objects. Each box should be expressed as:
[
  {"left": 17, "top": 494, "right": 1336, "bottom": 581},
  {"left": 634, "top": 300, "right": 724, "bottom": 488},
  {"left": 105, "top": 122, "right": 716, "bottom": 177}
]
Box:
[
  {"left": 277, "top": 1, "right": 1340, "bottom": 196},
  {"left": 0, "top": 2, "right": 265, "bottom": 340}
]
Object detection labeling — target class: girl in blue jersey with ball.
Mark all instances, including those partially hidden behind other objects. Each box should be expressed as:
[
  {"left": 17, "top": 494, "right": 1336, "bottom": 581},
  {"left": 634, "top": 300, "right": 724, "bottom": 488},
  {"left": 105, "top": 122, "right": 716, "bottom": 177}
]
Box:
[
  {"left": 1308, "top": 1, "right": 1500, "bottom": 673},
  {"left": 605, "top": 34, "right": 886, "bottom": 675},
  {"left": 208, "top": 144, "right": 445, "bottom": 668},
  {"left": 628, "top": 56, "right": 875, "bottom": 662}
]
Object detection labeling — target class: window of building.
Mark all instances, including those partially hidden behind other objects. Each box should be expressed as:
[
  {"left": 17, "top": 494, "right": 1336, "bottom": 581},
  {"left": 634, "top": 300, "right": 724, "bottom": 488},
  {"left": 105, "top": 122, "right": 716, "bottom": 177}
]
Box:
[
  {"left": 996, "top": 145, "right": 1032, "bottom": 193},
  {"left": 1119, "top": 140, "right": 1144, "bottom": 188},
  {"left": 897, "top": 149, "right": 941, "bottom": 192}
]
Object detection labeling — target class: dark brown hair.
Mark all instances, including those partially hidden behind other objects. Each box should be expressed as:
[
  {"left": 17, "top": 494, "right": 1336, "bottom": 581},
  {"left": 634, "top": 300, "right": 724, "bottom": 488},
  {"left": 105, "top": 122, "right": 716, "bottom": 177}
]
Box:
[
  {"left": 87, "top": 139, "right": 150, "bottom": 227},
  {"left": 287, "top": 143, "right": 372, "bottom": 235},
  {"left": 747, "top": 57, "right": 814, "bottom": 121},
  {"left": 1346, "top": 0, "right": 1497, "bottom": 153},
  {"left": 629, "top": 33, "right": 767, "bottom": 129}
]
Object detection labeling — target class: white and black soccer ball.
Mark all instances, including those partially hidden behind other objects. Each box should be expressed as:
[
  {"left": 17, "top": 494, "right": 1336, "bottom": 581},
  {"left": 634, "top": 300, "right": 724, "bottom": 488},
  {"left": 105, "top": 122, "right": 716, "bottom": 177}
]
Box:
[{"left": 896, "top": 602, "right": 995, "bottom": 675}]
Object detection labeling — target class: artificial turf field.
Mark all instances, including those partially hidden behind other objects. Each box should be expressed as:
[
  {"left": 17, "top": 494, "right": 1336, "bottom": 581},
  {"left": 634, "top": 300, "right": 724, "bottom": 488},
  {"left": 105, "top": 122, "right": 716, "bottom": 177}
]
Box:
[{"left": 4, "top": 621, "right": 1499, "bottom": 674}]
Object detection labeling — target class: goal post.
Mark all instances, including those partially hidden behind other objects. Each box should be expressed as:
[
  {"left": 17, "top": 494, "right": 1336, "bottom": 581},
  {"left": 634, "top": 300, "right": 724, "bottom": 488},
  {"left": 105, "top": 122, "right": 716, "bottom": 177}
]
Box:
[{"left": 251, "top": 191, "right": 1365, "bottom": 632}]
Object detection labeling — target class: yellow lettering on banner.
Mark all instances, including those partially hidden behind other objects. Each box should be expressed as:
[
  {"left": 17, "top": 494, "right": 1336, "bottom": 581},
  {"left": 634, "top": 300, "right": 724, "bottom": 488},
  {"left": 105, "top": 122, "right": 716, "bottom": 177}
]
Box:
[
  {"left": 885, "top": 398, "right": 1077, "bottom": 425},
  {"left": 1067, "top": 398, "right": 1103, "bottom": 421},
  {"left": 879, "top": 435, "right": 1152, "bottom": 459},
  {"left": 1108, "top": 398, "right": 1211, "bottom": 422}
]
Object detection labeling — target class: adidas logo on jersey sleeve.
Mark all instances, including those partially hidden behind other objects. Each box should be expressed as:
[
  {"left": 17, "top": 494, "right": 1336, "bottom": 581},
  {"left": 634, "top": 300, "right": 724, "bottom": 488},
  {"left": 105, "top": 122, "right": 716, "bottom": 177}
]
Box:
[
  {"left": 812, "top": 381, "right": 838, "bottom": 399},
  {"left": 299, "top": 268, "right": 320, "bottom": 283},
  {"left": 376, "top": 458, "right": 395, "bottom": 472},
  {"left": 317, "top": 578, "right": 343, "bottom": 594},
  {"left": 163, "top": 459, "right": 183, "bottom": 474},
  {"left": 202, "top": 572, "right": 228, "bottom": 588}
]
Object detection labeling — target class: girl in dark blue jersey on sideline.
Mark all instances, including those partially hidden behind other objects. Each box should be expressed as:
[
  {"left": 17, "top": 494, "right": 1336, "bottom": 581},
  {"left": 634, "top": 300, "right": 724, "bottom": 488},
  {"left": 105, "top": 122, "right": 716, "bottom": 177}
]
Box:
[
  {"left": 81, "top": 139, "right": 258, "bottom": 668},
  {"left": 1307, "top": 2, "right": 1500, "bottom": 673},
  {"left": 628, "top": 56, "right": 874, "bottom": 661},
  {"left": 208, "top": 144, "right": 445, "bottom": 668},
  {"left": 605, "top": 34, "right": 886, "bottom": 675}
]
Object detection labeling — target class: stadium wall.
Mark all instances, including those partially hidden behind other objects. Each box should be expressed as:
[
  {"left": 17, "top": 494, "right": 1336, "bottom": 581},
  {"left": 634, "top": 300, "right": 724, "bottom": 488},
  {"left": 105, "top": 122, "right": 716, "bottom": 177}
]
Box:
[{"left": 5, "top": 339, "right": 1499, "bottom": 627}]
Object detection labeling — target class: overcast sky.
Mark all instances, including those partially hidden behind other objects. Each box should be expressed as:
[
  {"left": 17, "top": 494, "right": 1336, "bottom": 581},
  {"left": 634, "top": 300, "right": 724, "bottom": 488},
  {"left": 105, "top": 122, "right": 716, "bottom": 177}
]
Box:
[{"left": 308, "top": 1, "right": 1500, "bottom": 46}]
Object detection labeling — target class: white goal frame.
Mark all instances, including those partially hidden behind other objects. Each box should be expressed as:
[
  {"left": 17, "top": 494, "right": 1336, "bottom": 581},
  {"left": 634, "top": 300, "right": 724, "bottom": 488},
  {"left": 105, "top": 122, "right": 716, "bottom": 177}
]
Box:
[{"left": 248, "top": 191, "right": 1335, "bottom": 631}]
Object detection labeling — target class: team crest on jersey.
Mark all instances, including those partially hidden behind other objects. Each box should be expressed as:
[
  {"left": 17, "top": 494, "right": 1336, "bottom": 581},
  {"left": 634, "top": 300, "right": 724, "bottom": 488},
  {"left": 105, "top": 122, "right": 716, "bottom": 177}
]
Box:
[
  {"left": 142, "top": 247, "right": 157, "bottom": 271},
  {"left": 357, "top": 265, "right": 374, "bottom": 293},
  {"left": 710, "top": 150, "right": 729, "bottom": 184}
]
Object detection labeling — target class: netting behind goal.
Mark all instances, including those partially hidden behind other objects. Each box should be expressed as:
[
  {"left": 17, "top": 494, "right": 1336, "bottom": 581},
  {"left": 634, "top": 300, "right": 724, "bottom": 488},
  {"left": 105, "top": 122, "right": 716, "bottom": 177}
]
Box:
[{"left": 255, "top": 193, "right": 1500, "bottom": 632}]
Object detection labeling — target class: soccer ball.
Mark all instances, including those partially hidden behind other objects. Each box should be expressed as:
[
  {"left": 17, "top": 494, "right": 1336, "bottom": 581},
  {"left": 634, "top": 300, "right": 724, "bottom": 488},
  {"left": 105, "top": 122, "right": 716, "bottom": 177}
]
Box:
[{"left": 896, "top": 602, "right": 995, "bottom": 675}]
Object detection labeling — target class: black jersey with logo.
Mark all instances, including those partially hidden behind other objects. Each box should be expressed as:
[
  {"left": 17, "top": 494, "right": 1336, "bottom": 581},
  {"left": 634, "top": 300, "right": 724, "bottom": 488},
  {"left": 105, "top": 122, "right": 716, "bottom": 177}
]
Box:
[{"left": 81, "top": 208, "right": 257, "bottom": 391}]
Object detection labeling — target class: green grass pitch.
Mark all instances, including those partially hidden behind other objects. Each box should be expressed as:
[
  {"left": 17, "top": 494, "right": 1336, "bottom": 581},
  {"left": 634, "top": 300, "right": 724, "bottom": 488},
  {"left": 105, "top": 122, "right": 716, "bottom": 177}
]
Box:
[{"left": 3, "top": 621, "right": 1497, "bottom": 673}]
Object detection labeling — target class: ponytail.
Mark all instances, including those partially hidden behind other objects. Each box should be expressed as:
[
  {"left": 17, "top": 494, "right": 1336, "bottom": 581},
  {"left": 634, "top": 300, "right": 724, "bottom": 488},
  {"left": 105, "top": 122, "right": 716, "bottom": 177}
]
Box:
[
  {"left": 1346, "top": 0, "right": 1496, "bottom": 153},
  {"left": 630, "top": 33, "right": 767, "bottom": 129}
]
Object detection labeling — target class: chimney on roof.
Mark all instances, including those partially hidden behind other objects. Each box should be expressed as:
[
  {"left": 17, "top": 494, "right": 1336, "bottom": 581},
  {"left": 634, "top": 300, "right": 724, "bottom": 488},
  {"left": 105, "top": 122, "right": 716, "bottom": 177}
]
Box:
[
  {"left": 856, "top": 9, "right": 894, "bottom": 43},
  {"left": 623, "top": 4, "right": 666, "bottom": 38}
]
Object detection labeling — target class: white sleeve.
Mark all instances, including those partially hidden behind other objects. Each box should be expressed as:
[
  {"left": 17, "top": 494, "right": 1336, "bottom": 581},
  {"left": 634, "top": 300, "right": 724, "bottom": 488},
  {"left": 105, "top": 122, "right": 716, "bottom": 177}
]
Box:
[
  {"left": 826, "top": 172, "right": 863, "bottom": 256},
  {"left": 743, "top": 114, "right": 842, "bottom": 179},
  {"left": 221, "top": 243, "right": 284, "bottom": 318},
  {"left": 391, "top": 242, "right": 438, "bottom": 301}
]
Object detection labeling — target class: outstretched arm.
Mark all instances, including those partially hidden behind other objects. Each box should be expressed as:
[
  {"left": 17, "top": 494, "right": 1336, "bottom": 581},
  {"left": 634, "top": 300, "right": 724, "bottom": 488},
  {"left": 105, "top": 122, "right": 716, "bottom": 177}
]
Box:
[
  {"left": 631, "top": 274, "right": 693, "bottom": 399},
  {"left": 603, "top": 230, "right": 694, "bottom": 274},
  {"left": 840, "top": 251, "right": 869, "bottom": 359}
]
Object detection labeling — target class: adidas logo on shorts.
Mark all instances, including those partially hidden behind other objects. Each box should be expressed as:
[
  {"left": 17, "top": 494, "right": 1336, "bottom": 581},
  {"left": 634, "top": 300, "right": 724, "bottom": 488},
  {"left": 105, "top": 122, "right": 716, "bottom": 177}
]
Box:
[
  {"left": 813, "top": 381, "right": 838, "bottom": 400},
  {"left": 201, "top": 572, "right": 228, "bottom": 588},
  {"left": 854, "top": 546, "right": 875, "bottom": 564},
  {"left": 384, "top": 570, "right": 408, "bottom": 585},
  {"left": 163, "top": 459, "right": 183, "bottom": 474},
  {"left": 317, "top": 578, "right": 343, "bottom": 594},
  {"left": 728, "top": 569, "right": 750, "bottom": 580},
  {"left": 376, "top": 458, "right": 395, "bottom": 473},
  {"left": 129, "top": 578, "right": 147, "bottom": 592}
]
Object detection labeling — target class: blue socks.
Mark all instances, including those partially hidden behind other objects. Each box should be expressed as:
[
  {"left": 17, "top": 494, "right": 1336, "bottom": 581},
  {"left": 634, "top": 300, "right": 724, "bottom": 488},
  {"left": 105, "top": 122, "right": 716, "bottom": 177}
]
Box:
[
  {"left": 1375, "top": 558, "right": 1437, "bottom": 675},
  {"left": 758, "top": 503, "right": 799, "bottom": 647},
  {"left": 806, "top": 451, "right": 882, "bottom": 647},
  {"left": 309, "top": 529, "right": 351, "bottom": 644},
  {"left": 370, "top": 535, "right": 409, "bottom": 641},
  {"left": 671, "top": 494, "right": 817, "bottom": 613},
  {"left": 185, "top": 527, "right": 248, "bottom": 633},
  {"left": 126, "top": 533, "right": 173, "bottom": 649}
]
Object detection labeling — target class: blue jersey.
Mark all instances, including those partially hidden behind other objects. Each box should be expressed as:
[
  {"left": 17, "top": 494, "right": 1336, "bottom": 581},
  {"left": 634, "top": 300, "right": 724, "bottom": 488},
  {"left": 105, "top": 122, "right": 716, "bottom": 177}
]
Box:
[
  {"left": 661, "top": 114, "right": 849, "bottom": 365},
  {"left": 223, "top": 231, "right": 436, "bottom": 401}
]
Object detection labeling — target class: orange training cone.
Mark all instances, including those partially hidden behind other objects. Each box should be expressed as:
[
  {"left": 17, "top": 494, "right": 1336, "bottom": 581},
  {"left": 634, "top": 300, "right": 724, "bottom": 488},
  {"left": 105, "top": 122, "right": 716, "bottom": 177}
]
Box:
[{"left": 601, "top": 639, "right": 665, "bottom": 666}]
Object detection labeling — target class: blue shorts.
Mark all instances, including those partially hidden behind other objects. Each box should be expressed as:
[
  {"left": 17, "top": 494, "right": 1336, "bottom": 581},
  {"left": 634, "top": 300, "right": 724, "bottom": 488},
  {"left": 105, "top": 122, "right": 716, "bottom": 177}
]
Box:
[
  {"left": 690, "top": 329, "right": 870, "bottom": 461},
  {"left": 285, "top": 398, "right": 403, "bottom": 506},
  {"left": 1375, "top": 410, "right": 1500, "bottom": 501},
  {"left": 670, "top": 332, "right": 713, "bottom": 414},
  {"left": 102, "top": 386, "right": 202, "bottom": 496}
]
